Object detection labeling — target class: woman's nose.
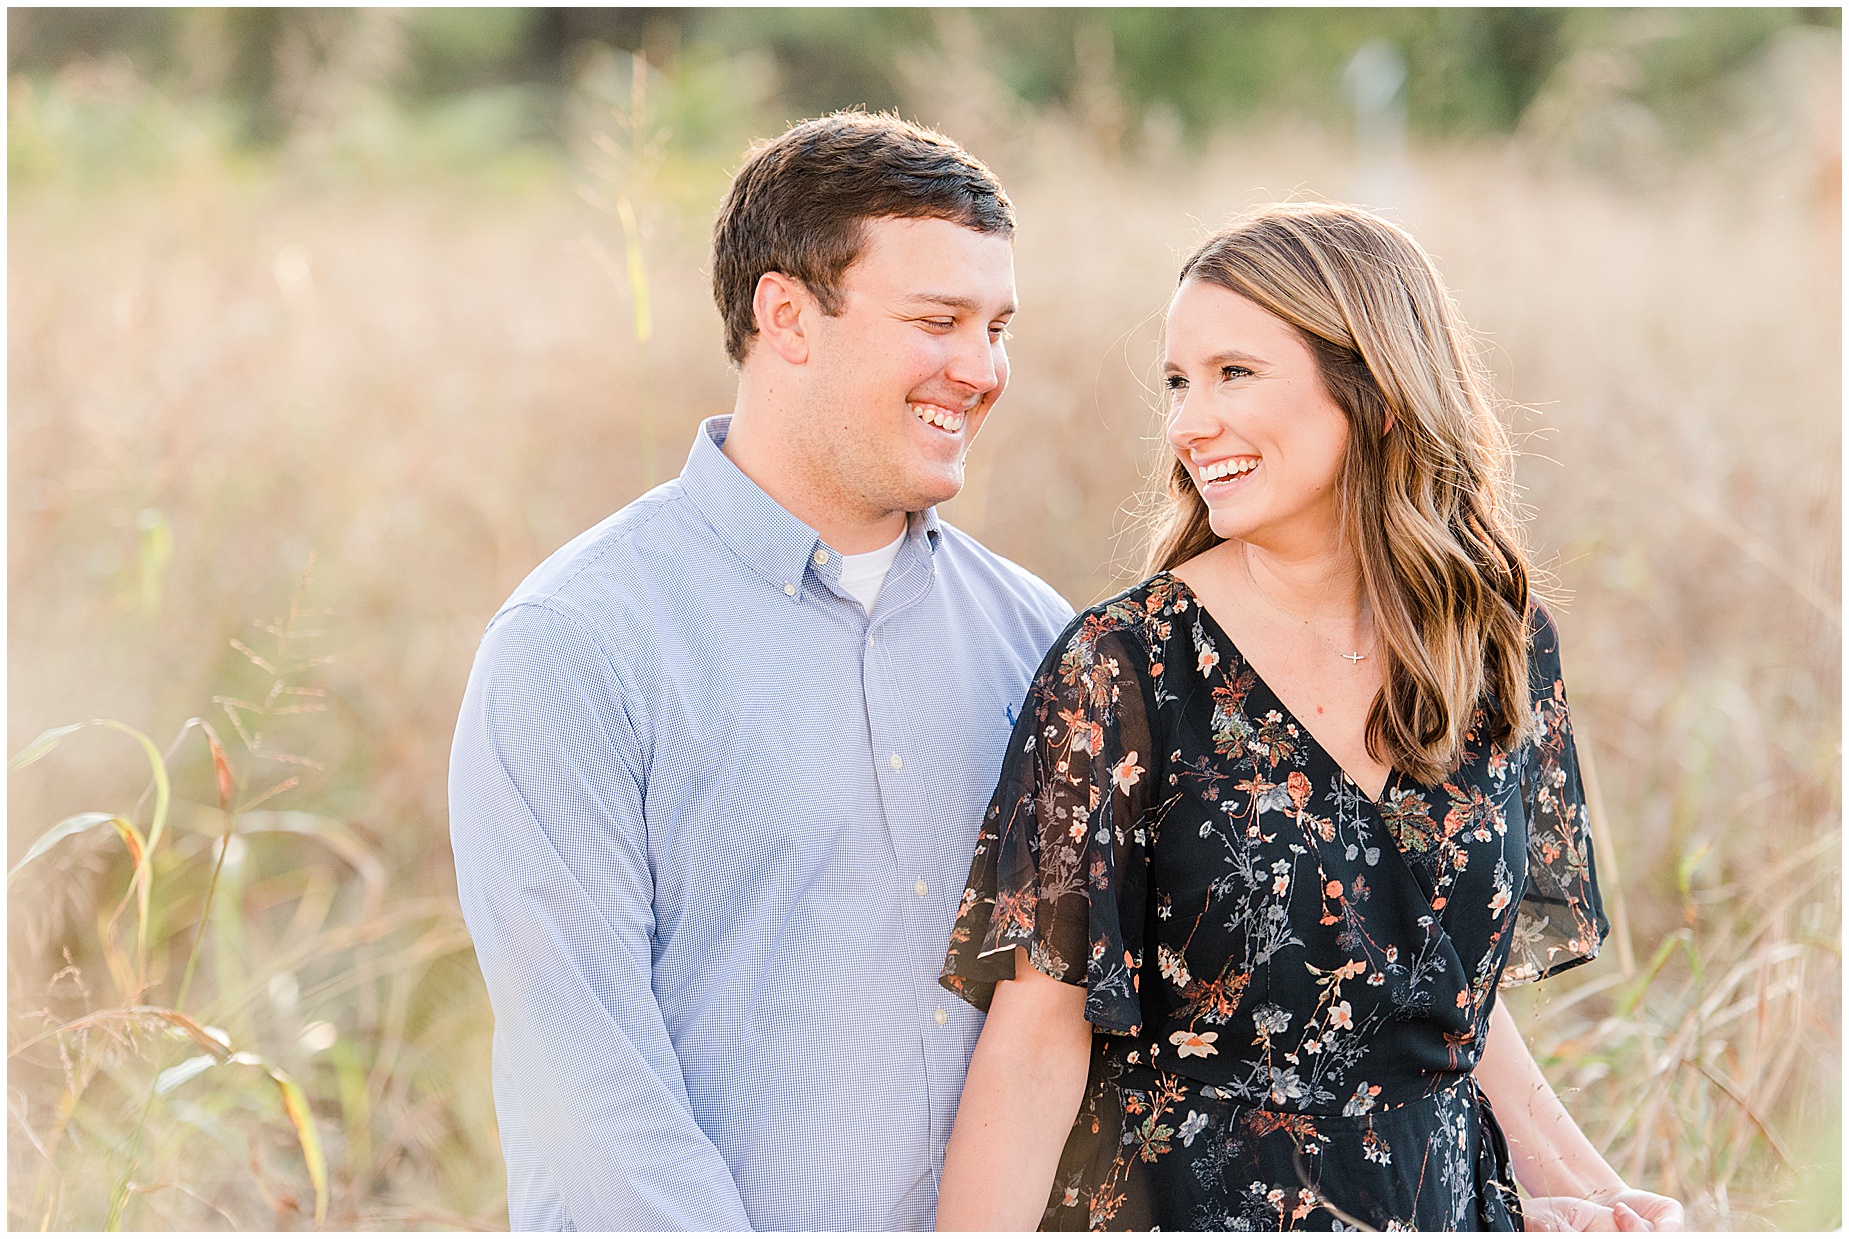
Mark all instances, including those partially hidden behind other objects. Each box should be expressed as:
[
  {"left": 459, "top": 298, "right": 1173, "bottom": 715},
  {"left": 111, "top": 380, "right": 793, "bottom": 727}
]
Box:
[{"left": 1166, "top": 390, "right": 1212, "bottom": 451}]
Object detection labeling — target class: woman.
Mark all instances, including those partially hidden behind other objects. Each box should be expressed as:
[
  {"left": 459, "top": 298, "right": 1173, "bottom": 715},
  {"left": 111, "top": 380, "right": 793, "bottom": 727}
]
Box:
[{"left": 936, "top": 204, "right": 1684, "bottom": 1232}]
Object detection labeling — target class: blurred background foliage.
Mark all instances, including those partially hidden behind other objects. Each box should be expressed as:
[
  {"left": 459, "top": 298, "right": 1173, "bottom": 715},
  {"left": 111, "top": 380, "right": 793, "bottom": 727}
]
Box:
[
  {"left": 5, "top": 8, "right": 1840, "bottom": 131},
  {"left": 8, "top": 7, "right": 1843, "bottom": 178},
  {"left": 8, "top": 7, "right": 1841, "bottom": 1232}
]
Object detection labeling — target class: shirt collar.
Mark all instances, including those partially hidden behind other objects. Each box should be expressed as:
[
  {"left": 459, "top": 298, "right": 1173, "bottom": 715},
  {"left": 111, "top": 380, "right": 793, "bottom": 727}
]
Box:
[{"left": 679, "top": 415, "right": 941, "bottom": 597}]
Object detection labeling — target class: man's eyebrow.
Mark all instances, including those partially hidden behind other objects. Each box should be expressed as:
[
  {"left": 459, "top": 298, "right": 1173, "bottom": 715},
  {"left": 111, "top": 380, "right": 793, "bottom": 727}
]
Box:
[{"left": 898, "top": 293, "right": 1018, "bottom": 317}]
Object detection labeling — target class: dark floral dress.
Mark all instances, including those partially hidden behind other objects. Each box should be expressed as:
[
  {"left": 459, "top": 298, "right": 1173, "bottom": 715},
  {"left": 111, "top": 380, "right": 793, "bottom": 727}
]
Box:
[{"left": 941, "top": 573, "right": 1605, "bottom": 1231}]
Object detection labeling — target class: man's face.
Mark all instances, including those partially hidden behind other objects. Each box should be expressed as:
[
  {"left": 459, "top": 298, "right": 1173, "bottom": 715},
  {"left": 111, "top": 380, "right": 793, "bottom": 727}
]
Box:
[{"left": 795, "top": 216, "right": 1016, "bottom": 525}]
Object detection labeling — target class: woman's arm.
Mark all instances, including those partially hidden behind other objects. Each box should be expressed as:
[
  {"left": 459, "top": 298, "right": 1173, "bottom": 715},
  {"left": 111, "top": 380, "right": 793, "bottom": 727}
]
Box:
[
  {"left": 1477, "top": 1002, "right": 1684, "bottom": 1231},
  {"left": 936, "top": 948, "right": 1094, "bottom": 1231}
]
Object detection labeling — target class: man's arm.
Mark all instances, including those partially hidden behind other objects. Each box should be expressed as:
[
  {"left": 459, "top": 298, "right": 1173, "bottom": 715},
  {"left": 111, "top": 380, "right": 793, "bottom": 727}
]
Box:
[{"left": 450, "top": 603, "right": 753, "bottom": 1230}]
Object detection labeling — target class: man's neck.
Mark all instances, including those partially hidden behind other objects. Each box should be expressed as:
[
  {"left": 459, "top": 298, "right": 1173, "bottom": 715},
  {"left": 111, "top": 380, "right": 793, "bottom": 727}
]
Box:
[{"left": 719, "top": 404, "right": 910, "bottom": 554}]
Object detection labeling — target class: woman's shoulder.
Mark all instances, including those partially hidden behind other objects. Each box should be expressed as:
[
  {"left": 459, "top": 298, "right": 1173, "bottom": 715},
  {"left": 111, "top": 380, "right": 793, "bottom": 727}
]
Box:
[
  {"left": 1523, "top": 600, "right": 1572, "bottom": 715},
  {"left": 1061, "top": 572, "right": 1195, "bottom": 640},
  {"left": 1033, "top": 573, "right": 1193, "bottom": 672},
  {"left": 1526, "top": 599, "right": 1564, "bottom": 669}
]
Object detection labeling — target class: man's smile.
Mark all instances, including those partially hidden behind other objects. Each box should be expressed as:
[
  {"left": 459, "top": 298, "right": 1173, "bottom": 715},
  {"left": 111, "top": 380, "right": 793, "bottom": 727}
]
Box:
[{"left": 911, "top": 400, "right": 969, "bottom": 434}]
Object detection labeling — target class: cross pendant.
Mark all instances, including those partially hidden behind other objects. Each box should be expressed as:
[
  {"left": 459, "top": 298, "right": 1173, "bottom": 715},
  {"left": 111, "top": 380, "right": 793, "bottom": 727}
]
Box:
[{"left": 1342, "top": 651, "right": 1368, "bottom": 664}]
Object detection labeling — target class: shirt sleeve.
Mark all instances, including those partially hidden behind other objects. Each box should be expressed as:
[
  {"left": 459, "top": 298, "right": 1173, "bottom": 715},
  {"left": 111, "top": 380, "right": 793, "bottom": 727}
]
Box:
[
  {"left": 448, "top": 603, "right": 754, "bottom": 1229},
  {"left": 940, "top": 613, "right": 1157, "bottom": 1035},
  {"left": 1501, "top": 606, "right": 1609, "bottom": 987}
]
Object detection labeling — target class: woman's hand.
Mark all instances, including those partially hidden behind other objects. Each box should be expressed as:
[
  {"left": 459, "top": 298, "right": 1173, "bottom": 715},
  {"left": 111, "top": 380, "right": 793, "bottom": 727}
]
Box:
[
  {"left": 1522, "top": 1196, "right": 1643, "bottom": 1231},
  {"left": 1523, "top": 1188, "right": 1682, "bottom": 1231},
  {"left": 1523, "top": 1196, "right": 1620, "bottom": 1230},
  {"left": 1588, "top": 1185, "right": 1685, "bottom": 1231}
]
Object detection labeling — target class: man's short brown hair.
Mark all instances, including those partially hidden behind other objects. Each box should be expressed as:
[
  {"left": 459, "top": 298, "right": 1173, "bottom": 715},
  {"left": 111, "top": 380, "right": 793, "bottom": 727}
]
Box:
[{"left": 711, "top": 111, "right": 1015, "bottom": 365}]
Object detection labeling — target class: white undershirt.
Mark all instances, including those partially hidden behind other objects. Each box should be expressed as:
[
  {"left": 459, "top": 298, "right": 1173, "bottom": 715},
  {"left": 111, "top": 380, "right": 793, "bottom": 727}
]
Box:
[{"left": 834, "top": 531, "right": 906, "bottom": 614}]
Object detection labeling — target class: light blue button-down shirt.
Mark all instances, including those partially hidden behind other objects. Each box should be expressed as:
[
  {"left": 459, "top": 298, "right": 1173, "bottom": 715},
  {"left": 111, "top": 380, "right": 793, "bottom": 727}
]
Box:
[{"left": 449, "top": 416, "right": 1072, "bottom": 1230}]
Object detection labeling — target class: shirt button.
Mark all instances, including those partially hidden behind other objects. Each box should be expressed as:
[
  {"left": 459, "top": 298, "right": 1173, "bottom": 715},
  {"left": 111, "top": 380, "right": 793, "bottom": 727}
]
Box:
[
  {"left": 889, "top": 752, "right": 903, "bottom": 770},
  {"left": 813, "top": 549, "right": 829, "bottom": 566},
  {"left": 915, "top": 878, "right": 928, "bottom": 898},
  {"left": 783, "top": 582, "right": 796, "bottom": 596},
  {"left": 933, "top": 1007, "right": 948, "bottom": 1026}
]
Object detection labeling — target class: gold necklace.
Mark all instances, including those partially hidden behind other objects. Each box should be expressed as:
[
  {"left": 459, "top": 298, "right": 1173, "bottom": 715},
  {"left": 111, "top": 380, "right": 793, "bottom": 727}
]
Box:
[{"left": 1241, "top": 541, "right": 1373, "bottom": 665}]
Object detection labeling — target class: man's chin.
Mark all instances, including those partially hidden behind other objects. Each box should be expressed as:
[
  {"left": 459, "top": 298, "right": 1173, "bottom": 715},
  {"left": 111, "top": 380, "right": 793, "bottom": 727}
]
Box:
[{"left": 880, "top": 479, "right": 962, "bottom": 516}]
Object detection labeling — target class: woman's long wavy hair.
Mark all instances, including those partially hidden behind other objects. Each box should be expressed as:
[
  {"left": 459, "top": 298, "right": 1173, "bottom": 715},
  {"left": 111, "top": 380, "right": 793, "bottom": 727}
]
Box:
[{"left": 1147, "top": 202, "right": 1537, "bottom": 783}]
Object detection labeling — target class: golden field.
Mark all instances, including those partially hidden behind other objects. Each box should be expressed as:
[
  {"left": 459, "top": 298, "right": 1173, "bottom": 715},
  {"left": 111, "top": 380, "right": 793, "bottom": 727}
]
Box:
[{"left": 7, "top": 48, "right": 1840, "bottom": 1230}]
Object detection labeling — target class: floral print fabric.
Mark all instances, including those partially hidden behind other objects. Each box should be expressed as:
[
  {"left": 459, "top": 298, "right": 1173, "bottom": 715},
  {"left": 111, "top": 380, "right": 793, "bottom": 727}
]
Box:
[{"left": 941, "top": 573, "right": 1605, "bottom": 1230}]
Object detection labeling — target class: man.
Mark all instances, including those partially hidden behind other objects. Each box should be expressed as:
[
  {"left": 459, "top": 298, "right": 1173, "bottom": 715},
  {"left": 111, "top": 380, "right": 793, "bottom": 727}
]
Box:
[{"left": 449, "top": 111, "right": 1072, "bottom": 1230}]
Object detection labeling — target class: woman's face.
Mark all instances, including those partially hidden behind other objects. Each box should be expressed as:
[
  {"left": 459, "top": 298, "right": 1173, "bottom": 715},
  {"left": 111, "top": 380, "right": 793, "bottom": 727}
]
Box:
[{"left": 1163, "top": 279, "right": 1352, "bottom": 554}]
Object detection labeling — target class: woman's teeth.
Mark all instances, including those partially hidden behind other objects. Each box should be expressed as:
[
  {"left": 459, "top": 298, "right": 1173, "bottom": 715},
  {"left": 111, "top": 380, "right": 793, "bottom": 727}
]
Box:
[
  {"left": 912, "top": 403, "right": 966, "bottom": 433},
  {"left": 1199, "top": 457, "right": 1259, "bottom": 482}
]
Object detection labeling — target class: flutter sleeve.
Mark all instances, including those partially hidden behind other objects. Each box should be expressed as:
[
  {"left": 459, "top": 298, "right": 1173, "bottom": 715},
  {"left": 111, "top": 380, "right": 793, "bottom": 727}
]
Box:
[
  {"left": 1502, "top": 606, "right": 1609, "bottom": 986},
  {"left": 940, "top": 609, "right": 1158, "bottom": 1034}
]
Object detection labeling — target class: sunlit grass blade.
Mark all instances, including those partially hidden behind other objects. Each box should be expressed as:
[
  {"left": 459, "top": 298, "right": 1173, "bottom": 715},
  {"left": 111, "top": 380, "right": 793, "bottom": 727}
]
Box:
[
  {"left": 207, "top": 729, "right": 234, "bottom": 813},
  {"left": 139, "top": 1043, "right": 333, "bottom": 1228},
  {"left": 8, "top": 718, "right": 173, "bottom": 988},
  {"left": 210, "top": 1053, "right": 328, "bottom": 1227},
  {"left": 271, "top": 1068, "right": 329, "bottom": 1227},
  {"left": 8, "top": 813, "right": 140, "bottom": 884},
  {"left": 94, "top": 719, "right": 171, "bottom": 856},
  {"left": 152, "top": 1053, "right": 219, "bottom": 1095},
  {"left": 8, "top": 1005, "right": 231, "bottom": 1061},
  {"left": 8, "top": 720, "right": 89, "bottom": 771}
]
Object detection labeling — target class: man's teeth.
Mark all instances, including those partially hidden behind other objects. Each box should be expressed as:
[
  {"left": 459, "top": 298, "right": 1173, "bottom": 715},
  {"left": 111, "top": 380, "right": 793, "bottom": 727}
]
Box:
[
  {"left": 911, "top": 403, "right": 966, "bottom": 433},
  {"left": 1200, "top": 457, "right": 1259, "bottom": 482}
]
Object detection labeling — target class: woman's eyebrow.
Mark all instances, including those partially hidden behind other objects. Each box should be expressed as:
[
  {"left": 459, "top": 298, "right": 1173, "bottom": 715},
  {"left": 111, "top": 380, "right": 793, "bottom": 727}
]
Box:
[
  {"left": 1203, "top": 349, "right": 1266, "bottom": 368},
  {"left": 1164, "top": 349, "right": 1267, "bottom": 372}
]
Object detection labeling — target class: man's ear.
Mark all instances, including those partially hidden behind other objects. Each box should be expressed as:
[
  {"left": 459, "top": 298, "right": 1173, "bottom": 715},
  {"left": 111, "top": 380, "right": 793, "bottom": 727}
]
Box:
[{"left": 752, "top": 271, "right": 812, "bottom": 365}]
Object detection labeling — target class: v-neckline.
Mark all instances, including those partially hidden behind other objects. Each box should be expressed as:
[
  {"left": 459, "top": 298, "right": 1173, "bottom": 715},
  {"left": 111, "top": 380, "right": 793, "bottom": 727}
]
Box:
[{"left": 1159, "top": 570, "right": 1403, "bottom": 809}]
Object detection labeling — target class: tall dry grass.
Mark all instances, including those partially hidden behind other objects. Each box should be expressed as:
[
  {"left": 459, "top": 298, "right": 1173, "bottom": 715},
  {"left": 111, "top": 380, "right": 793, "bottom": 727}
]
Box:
[{"left": 8, "top": 47, "right": 1839, "bottom": 1230}]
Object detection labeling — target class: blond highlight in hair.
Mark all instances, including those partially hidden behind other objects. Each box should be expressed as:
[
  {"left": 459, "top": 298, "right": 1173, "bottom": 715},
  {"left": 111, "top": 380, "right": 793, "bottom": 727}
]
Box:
[{"left": 1148, "top": 202, "right": 1536, "bottom": 784}]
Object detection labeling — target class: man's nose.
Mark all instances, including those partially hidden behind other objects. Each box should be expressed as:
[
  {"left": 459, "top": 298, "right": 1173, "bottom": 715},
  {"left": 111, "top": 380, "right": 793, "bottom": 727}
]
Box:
[{"left": 944, "top": 331, "right": 1002, "bottom": 395}]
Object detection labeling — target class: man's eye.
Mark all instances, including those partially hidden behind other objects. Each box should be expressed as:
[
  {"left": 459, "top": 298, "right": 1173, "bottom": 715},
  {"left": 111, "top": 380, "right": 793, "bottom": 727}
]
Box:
[
  {"left": 923, "top": 318, "right": 955, "bottom": 330},
  {"left": 990, "top": 325, "right": 1011, "bottom": 341}
]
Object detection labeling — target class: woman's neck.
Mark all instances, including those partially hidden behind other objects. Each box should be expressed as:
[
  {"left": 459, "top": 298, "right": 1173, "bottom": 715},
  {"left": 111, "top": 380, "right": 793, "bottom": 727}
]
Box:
[{"left": 1231, "top": 536, "right": 1366, "bottom": 625}]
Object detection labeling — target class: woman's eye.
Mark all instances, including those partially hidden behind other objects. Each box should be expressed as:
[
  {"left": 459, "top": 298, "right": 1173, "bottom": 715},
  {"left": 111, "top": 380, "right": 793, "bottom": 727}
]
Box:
[
  {"left": 1163, "top": 374, "right": 1187, "bottom": 391},
  {"left": 1221, "top": 364, "right": 1252, "bottom": 380}
]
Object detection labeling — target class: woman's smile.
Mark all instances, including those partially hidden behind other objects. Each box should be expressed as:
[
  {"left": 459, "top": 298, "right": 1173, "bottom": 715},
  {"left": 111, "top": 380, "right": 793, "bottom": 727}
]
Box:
[{"left": 1194, "top": 454, "right": 1261, "bottom": 496}]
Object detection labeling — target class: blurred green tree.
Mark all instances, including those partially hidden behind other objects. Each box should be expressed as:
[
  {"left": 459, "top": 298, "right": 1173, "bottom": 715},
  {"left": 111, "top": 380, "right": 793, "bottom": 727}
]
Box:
[{"left": 9, "top": 6, "right": 1837, "bottom": 157}]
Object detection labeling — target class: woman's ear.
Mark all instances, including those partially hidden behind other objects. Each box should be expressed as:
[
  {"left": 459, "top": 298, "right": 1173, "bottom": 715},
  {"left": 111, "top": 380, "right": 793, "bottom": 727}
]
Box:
[{"left": 752, "top": 271, "right": 812, "bottom": 365}]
